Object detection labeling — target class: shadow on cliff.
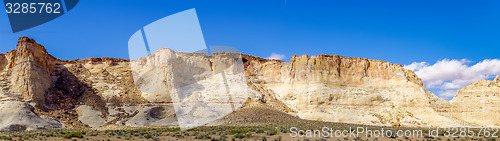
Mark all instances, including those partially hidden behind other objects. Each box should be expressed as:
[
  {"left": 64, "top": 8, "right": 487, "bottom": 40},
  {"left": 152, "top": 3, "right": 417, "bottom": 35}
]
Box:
[{"left": 42, "top": 63, "right": 107, "bottom": 125}]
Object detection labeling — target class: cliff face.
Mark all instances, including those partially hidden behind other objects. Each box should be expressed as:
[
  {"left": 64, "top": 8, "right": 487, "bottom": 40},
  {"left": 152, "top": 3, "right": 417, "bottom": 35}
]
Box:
[
  {"left": 243, "top": 54, "right": 460, "bottom": 127},
  {"left": 0, "top": 37, "right": 498, "bottom": 131},
  {"left": 0, "top": 38, "right": 62, "bottom": 131},
  {"left": 447, "top": 76, "right": 500, "bottom": 126},
  {"left": 129, "top": 48, "right": 254, "bottom": 128},
  {"left": 0, "top": 37, "right": 56, "bottom": 103}
]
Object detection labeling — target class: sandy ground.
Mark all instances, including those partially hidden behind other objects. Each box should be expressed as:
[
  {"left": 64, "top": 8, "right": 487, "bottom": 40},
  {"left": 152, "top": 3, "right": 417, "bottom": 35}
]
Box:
[{"left": 0, "top": 102, "right": 498, "bottom": 141}]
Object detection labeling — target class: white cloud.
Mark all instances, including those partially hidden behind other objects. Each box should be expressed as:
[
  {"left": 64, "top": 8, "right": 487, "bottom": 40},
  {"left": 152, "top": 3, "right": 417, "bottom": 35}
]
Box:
[
  {"left": 403, "top": 62, "right": 428, "bottom": 71},
  {"left": 266, "top": 53, "right": 286, "bottom": 60},
  {"left": 436, "top": 90, "right": 459, "bottom": 100},
  {"left": 404, "top": 59, "right": 500, "bottom": 100}
]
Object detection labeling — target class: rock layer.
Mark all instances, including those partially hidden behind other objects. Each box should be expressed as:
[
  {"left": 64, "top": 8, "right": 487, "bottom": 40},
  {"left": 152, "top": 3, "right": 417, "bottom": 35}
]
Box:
[
  {"left": 242, "top": 54, "right": 461, "bottom": 127},
  {"left": 0, "top": 37, "right": 56, "bottom": 103},
  {"left": 447, "top": 76, "right": 500, "bottom": 126},
  {"left": 0, "top": 37, "right": 498, "bottom": 131}
]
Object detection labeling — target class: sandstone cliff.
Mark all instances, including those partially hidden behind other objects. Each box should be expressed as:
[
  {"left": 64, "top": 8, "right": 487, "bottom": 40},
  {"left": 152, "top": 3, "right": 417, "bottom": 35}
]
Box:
[
  {"left": 0, "top": 37, "right": 56, "bottom": 103},
  {"left": 0, "top": 37, "right": 498, "bottom": 131},
  {"left": 0, "top": 37, "right": 62, "bottom": 131},
  {"left": 447, "top": 76, "right": 500, "bottom": 126},
  {"left": 242, "top": 54, "right": 462, "bottom": 127}
]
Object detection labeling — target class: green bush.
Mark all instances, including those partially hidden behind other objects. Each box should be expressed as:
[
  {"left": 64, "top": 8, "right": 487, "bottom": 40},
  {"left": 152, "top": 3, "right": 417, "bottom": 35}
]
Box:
[
  {"left": 62, "top": 133, "right": 72, "bottom": 139},
  {"left": 62, "top": 131, "right": 84, "bottom": 139},
  {"left": 229, "top": 129, "right": 240, "bottom": 135},
  {"left": 0, "top": 136, "right": 12, "bottom": 140},
  {"left": 72, "top": 131, "right": 84, "bottom": 138}
]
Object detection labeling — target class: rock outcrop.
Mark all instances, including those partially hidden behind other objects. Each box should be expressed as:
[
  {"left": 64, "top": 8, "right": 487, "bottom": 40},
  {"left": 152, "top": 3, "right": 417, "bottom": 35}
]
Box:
[
  {"left": 242, "top": 54, "right": 461, "bottom": 127},
  {"left": 0, "top": 37, "right": 498, "bottom": 131},
  {"left": 0, "top": 101, "right": 62, "bottom": 131},
  {"left": 0, "top": 37, "right": 56, "bottom": 104},
  {"left": 447, "top": 76, "right": 500, "bottom": 126},
  {"left": 129, "top": 48, "right": 254, "bottom": 128}
]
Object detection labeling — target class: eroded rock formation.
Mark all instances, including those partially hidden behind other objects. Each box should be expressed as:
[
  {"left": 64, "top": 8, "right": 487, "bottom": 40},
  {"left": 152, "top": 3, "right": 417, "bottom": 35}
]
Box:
[
  {"left": 0, "top": 37, "right": 56, "bottom": 103},
  {"left": 242, "top": 54, "right": 461, "bottom": 127},
  {"left": 0, "top": 37, "right": 498, "bottom": 131},
  {"left": 447, "top": 76, "right": 500, "bottom": 126}
]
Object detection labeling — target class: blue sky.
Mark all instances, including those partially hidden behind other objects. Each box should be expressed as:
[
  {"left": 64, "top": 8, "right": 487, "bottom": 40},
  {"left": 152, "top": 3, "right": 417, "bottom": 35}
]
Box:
[
  {"left": 0, "top": 0, "right": 498, "bottom": 64},
  {"left": 1, "top": 0, "right": 499, "bottom": 99}
]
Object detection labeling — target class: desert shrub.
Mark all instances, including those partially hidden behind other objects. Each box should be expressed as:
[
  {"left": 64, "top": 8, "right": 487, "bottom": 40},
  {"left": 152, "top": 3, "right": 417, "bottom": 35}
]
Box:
[
  {"left": 219, "top": 136, "right": 227, "bottom": 141},
  {"left": 172, "top": 131, "right": 182, "bottom": 138},
  {"left": 234, "top": 133, "right": 245, "bottom": 139},
  {"left": 275, "top": 126, "right": 286, "bottom": 133},
  {"left": 219, "top": 131, "right": 228, "bottom": 136},
  {"left": 229, "top": 128, "right": 252, "bottom": 135},
  {"left": 0, "top": 136, "right": 12, "bottom": 140},
  {"left": 62, "top": 131, "right": 83, "bottom": 139},
  {"left": 229, "top": 129, "right": 240, "bottom": 135},
  {"left": 167, "top": 128, "right": 181, "bottom": 132},
  {"left": 72, "top": 131, "right": 84, "bottom": 138},
  {"left": 62, "top": 133, "right": 72, "bottom": 138},
  {"left": 196, "top": 133, "right": 209, "bottom": 139},
  {"left": 116, "top": 130, "right": 124, "bottom": 136},
  {"left": 144, "top": 133, "right": 152, "bottom": 139},
  {"left": 266, "top": 130, "right": 276, "bottom": 136}
]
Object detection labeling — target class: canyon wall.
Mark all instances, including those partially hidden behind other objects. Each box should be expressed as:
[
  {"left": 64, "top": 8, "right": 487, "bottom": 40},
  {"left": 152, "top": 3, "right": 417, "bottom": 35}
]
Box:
[
  {"left": 0, "top": 37, "right": 56, "bottom": 103},
  {"left": 446, "top": 76, "right": 500, "bottom": 126},
  {"left": 0, "top": 37, "right": 498, "bottom": 131},
  {"left": 242, "top": 54, "right": 463, "bottom": 127}
]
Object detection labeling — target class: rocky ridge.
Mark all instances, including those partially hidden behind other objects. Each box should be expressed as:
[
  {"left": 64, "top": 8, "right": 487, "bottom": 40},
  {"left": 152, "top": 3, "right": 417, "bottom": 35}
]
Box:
[
  {"left": 0, "top": 37, "right": 498, "bottom": 131},
  {"left": 447, "top": 75, "right": 500, "bottom": 126},
  {"left": 242, "top": 54, "right": 460, "bottom": 127}
]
